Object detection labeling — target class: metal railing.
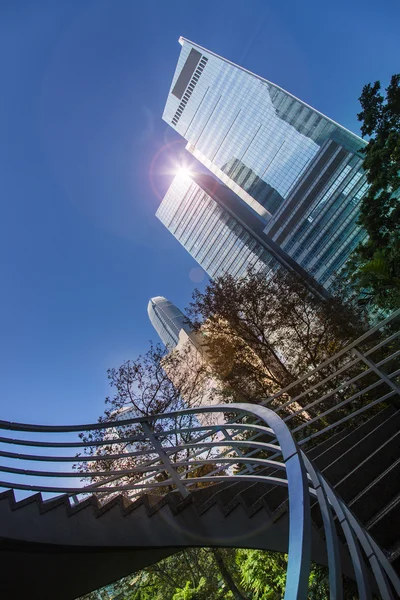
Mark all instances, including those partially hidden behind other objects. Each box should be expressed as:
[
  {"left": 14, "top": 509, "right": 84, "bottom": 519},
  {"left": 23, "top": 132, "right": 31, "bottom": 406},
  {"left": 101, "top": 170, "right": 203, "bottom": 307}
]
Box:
[
  {"left": 261, "top": 308, "right": 400, "bottom": 449},
  {"left": 0, "top": 401, "right": 399, "bottom": 600},
  {"left": 0, "top": 311, "right": 399, "bottom": 599}
]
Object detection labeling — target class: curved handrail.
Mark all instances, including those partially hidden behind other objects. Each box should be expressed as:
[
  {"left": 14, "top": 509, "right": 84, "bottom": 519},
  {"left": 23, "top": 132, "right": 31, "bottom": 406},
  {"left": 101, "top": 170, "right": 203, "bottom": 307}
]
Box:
[{"left": 0, "top": 403, "right": 399, "bottom": 599}]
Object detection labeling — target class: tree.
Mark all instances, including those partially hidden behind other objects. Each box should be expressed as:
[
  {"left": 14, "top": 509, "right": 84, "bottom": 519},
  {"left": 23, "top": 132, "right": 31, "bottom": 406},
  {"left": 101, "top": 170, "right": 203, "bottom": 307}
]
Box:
[
  {"left": 78, "top": 547, "right": 361, "bottom": 600},
  {"left": 75, "top": 274, "right": 367, "bottom": 600},
  {"left": 342, "top": 74, "right": 400, "bottom": 312},
  {"left": 236, "top": 549, "right": 358, "bottom": 600},
  {"left": 187, "top": 269, "right": 366, "bottom": 410},
  {"left": 74, "top": 342, "right": 220, "bottom": 500},
  {"left": 77, "top": 548, "right": 248, "bottom": 600}
]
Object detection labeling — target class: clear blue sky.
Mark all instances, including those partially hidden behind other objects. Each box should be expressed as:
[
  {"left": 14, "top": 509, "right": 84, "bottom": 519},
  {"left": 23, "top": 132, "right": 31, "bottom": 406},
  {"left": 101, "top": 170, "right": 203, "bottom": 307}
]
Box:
[{"left": 0, "top": 0, "right": 399, "bottom": 426}]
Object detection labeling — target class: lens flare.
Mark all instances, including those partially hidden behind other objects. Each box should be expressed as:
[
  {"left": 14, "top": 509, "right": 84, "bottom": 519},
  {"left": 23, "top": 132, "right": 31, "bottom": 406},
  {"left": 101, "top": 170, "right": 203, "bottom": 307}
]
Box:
[{"left": 175, "top": 166, "right": 192, "bottom": 180}]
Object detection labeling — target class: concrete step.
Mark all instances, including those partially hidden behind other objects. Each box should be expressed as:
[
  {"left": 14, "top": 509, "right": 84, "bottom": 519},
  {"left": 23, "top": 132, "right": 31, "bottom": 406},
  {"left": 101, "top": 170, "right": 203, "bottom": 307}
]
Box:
[{"left": 236, "top": 481, "right": 276, "bottom": 509}]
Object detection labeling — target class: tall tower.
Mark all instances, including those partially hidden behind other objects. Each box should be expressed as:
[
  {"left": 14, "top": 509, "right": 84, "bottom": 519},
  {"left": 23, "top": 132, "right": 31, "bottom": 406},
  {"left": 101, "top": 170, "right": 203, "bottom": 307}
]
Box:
[
  {"left": 162, "top": 38, "right": 368, "bottom": 288},
  {"left": 147, "top": 296, "right": 192, "bottom": 350},
  {"left": 157, "top": 170, "right": 327, "bottom": 297}
]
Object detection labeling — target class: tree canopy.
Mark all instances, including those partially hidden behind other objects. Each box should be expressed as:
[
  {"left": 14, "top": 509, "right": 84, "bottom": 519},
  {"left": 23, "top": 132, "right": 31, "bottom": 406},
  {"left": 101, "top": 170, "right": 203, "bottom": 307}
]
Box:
[
  {"left": 78, "top": 547, "right": 361, "bottom": 600},
  {"left": 343, "top": 74, "right": 400, "bottom": 311},
  {"left": 187, "top": 269, "right": 365, "bottom": 406}
]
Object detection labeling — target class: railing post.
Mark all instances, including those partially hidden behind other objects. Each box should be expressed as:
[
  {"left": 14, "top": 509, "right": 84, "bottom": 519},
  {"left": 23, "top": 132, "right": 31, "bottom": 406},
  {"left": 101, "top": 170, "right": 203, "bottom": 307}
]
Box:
[
  {"left": 353, "top": 348, "right": 400, "bottom": 396},
  {"left": 141, "top": 421, "right": 190, "bottom": 498},
  {"left": 222, "top": 428, "right": 255, "bottom": 473}
]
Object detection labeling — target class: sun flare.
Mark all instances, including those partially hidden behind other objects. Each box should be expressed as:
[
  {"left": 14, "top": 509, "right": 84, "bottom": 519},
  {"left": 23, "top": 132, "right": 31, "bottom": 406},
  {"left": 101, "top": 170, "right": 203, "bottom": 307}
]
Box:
[{"left": 176, "top": 166, "right": 192, "bottom": 180}]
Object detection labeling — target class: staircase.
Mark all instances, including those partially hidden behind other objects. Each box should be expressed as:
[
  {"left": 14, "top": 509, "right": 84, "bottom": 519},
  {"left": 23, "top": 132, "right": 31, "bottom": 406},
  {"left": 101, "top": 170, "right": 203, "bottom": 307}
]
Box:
[
  {"left": 0, "top": 480, "right": 332, "bottom": 600},
  {"left": 0, "top": 311, "right": 399, "bottom": 600},
  {"left": 307, "top": 404, "right": 400, "bottom": 569}
]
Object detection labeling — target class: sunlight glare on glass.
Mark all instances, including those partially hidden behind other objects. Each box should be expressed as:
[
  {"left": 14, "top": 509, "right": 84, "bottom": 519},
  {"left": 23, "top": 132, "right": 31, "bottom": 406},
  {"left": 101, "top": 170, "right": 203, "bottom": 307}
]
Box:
[{"left": 176, "top": 166, "right": 192, "bottom": 181}]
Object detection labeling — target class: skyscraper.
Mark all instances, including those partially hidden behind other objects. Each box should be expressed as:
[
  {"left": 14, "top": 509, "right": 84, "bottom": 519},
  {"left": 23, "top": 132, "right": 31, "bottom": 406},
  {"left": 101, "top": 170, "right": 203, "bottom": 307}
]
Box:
[
  {"left": 157, "top": 170, "right": 328, "bottom": 297},
  {"left": 147, "top": 296, "right": 192, "bottom": 349},
  {"left": 162, "top": 37, "right": 369, "bottom": 288}
]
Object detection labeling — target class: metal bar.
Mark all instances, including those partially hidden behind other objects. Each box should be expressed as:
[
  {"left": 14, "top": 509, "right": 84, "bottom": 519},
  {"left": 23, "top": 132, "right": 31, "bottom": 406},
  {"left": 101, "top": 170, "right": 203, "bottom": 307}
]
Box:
[
  {"left": 0, "top": 438, "right": 281, "bottom": 464},
  {"left": 353, "top": 348, "right": 400, "bottom": 396},
  {"left": 290, "top": 376, "right": 395, "bottom": 435},
  {"left": 363, "top": 532, "right": 400, "bottom": 597},
  {"left": 0, "top": 434, "right": 147, "bottom": 449},
  {"left": 296, "top": 389, "right": 397, "bottom": 446},
  {"left": 283, "top": 375, "right": 383, "bottom": 423},
  {"left": 221, "top": 428, "right": 256, "bottom": 473},
  {"left": 0, "top": 419, "right": 269, "bottom": 448},
  {"left": 141, "top": 421, "right": 189, "bottom": 498},
  {"left": 0, "top": 456, "right": 286, "bottom": 480},
  {"left": 301, "top": 453, "right": 343, "bottom": 600},
  {"left": 265, "top": 355, "right": 364, "bottom": 409},
  {"left": 79, "top": 425, "right": 265, "bottom": 495},
  {"left": 267, "top": 342, "right": 400, "bottom": 415},
  {"left": 0, "top": 472, "right": 296, "bottom": 496},
  {"left": 338, "top": 500, "right": 396, "bottom": 600},
  {"left": 229, "top": 404, "right": 312, "bottom": 600},
  {"left": 261, "top": 309, "right": 400, "bottom": 406},
  {"left": 277, "top": 349, "right": 400, "bottom": 419},
  {"left": 265, "top": 378, "right": 397, "bottom": 452},
  {"left": 319, "top": 477, "right": 372, "bottom": 600},
  {"left": 0, "top": 408, "right": 254, "bottom": 435}
]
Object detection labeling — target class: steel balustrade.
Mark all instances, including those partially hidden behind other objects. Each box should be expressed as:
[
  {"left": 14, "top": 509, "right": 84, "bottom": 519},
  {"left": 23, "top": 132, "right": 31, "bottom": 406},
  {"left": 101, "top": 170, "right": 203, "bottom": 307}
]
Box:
[
  {"left": 260, "top": 308, "right": 400, "bottom": 450},
  {"left": 0, "top": 311, "right": 399, "bottom": 598},
  {"left": 0, "top": 402, "right": 399, "bottom": 599}
]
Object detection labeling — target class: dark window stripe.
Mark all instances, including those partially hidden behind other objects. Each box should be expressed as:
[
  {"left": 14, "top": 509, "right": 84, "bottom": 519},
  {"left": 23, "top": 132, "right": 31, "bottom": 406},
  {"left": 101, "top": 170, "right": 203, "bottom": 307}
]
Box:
[
  {"left": 267, "top": 141, "right": 340, "bottom": 239},
  {"left": 172, "top": 49, "right": 202, "bottom": 99},
  {"left": 275, "top": 146, "right": 348, "bottom": 245}
]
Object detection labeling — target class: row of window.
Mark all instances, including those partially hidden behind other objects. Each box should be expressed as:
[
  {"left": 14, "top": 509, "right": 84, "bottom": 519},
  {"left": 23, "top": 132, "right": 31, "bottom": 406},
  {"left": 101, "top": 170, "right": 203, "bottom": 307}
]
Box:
[{"left": 171, "top": 56, "right": 208, "bottom": 127}]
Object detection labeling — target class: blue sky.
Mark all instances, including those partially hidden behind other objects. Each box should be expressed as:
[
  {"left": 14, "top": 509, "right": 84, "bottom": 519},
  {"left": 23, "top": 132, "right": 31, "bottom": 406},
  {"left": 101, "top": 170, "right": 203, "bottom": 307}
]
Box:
[{"left": 0, "top": 0, "right": 399, "bottom": 426}]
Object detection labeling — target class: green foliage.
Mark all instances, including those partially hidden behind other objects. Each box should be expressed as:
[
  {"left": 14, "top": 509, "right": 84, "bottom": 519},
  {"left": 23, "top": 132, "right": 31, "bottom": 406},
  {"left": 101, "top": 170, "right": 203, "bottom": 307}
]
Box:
[
  {"left": 237, "top": 549, "right": 287, "bottom": 599},
  {"left": 172, "top": 577, "right": 211, "bottom": 600},
  {"left": 342, "top": 73, "right": 400, "bottom": 312},
  {"left": 79, "top": 547, "right": 364, "bottom": 600}
]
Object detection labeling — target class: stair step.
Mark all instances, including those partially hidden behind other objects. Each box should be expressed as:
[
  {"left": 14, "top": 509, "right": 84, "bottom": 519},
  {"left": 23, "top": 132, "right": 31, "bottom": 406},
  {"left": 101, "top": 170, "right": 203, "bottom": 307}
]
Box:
[
  {"left": 348, "top": 459, "right": 400, "bottom": 524},
  {"left": 315, "top": 408, "right": 400, "bottom": 486},
  {"left": 367, "top": 494, "right": 400, "bottom": 550},
  {"left": 213, "top": 481, "right": 254, "bottom": 506},
  {"left": 305, "top": 406, "right": 395, "bottom": 461},
  {"left": 311, "top": 436, "right": 400, "bottom": 533},
  {"left": 213, "top": 465, "right": 284, "bottom": 514},
  {"left": 237, "top": 481, "right": 276, "bottom": 511},
  {"left": 258, "top": 469, "right": 288, "bottom": 514},
  {"left": 305, "top": 426, "right": 351, "bottom": 460},
  {"left": 261, "top": 485, "right": 288, "bottom": 513},
  {"left": 335, "top": 432, "right": 400, "bottom": 504},
  {"left": 191, "top": 481, "right": 232, "bottom": 511},
  {"left": 311, "top": 406, "right": 398, "bottom": 472}
]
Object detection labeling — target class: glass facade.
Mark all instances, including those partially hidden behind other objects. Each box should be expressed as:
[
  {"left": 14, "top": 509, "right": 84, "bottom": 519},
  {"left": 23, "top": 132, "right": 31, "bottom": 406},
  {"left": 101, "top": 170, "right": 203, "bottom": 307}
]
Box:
[
  {"left": 147, "top": 296, "right": 191, "bottom": 349},
  {"left": 162, "top": 37, "right": 369, "bottom": 288},
  {"left": 157, "top": 172, "right": 280, "bottom": 281}
]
